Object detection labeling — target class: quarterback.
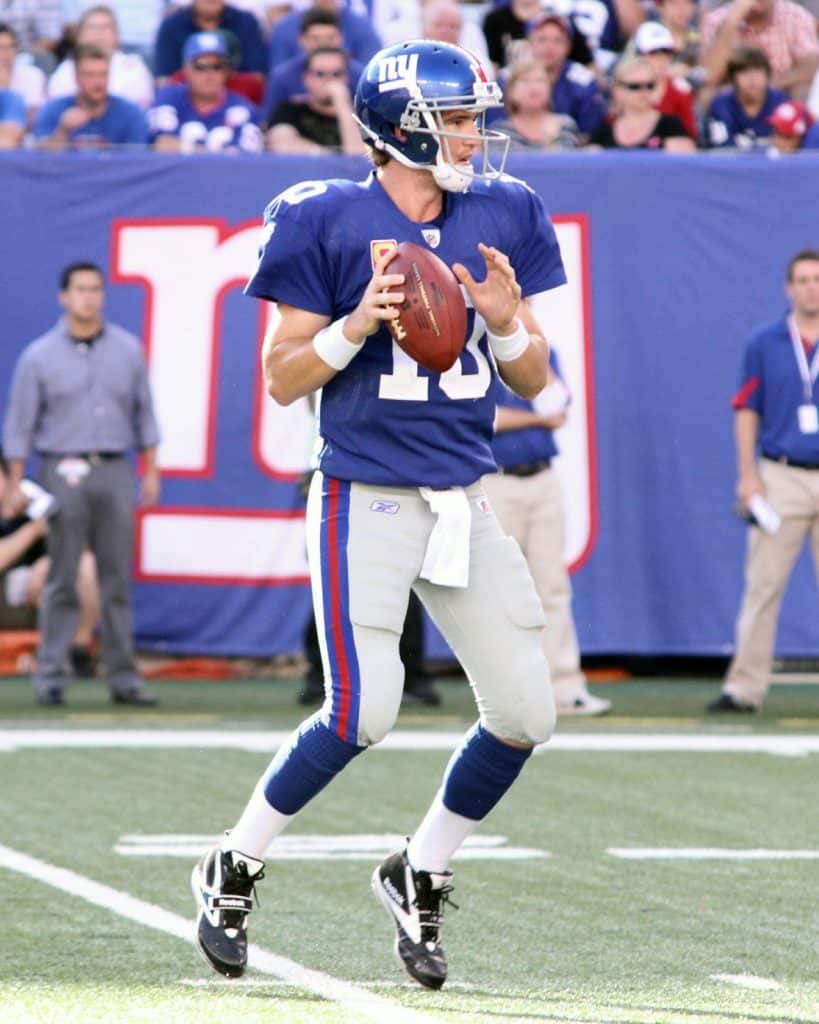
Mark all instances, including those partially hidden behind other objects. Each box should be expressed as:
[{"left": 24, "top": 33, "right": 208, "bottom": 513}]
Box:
[{"left": 192, "top": 39, "right": 566, "bottom": 989}]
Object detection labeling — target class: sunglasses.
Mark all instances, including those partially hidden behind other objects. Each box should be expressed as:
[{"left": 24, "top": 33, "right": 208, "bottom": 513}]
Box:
[
  {"left": 618, "top": 80, "right": 656, "bottom": 91},
  {"left": 309, "top": 68, "right": 345, "bottom": 79},
  {"left": 192, "top": 60, "right": 228, "bottom": 71}
]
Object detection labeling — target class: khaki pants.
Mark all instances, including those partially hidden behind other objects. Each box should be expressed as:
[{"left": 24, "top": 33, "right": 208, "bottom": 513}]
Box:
[
  {"left": 724, "top": 459, "right": 819, "bottom": 707},
  {"left": 482, "top": 467, "right": 586, "bottom": 701}
]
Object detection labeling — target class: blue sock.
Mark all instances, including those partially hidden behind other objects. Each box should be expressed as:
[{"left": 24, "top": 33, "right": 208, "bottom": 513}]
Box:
[
  {"left": 441, "top": 724, "right": 532, "bottom": 821},
  {"left": 263, "top": 715, "right": 365, "bottom": 815}
]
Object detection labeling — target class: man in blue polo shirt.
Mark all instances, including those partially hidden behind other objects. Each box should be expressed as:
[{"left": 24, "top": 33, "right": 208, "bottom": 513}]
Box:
[
  {"left": 34, "top": 45, "right": 148, "bottom": 148},
  {"left": 710, "top": 248, "right": 819, "bottom": 712}
]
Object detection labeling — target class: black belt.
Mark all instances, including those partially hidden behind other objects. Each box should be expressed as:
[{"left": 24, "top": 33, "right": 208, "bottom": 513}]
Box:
[
  {"left": 40, "top": 451, "right": 124, "bottom": 462},
  {"left": 499, "top": 460, "right": 551, "bottom": 478},
  {"left": 762, "top": 453, "right": 819, "bottom": 470}
]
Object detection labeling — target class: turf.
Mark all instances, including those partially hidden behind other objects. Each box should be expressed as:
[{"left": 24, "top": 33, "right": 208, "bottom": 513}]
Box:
[{"left": 1, "top": 674, "right": 817, "bottom": 1024}]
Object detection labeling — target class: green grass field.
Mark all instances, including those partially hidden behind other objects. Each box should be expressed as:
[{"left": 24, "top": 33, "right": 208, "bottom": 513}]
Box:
[{"left": 1, "top": 674, "right": 817, "bottom": 1024}]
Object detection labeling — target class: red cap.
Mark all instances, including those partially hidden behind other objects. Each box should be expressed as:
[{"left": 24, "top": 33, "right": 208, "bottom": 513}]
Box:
[{"left": 767, "top": 101, "right": 812, "bottom": 137}]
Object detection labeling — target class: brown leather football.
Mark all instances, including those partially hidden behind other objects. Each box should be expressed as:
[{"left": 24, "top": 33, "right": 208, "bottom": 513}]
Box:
[{"left": 386, "top": 242, "right": 467, "bottom": 373}]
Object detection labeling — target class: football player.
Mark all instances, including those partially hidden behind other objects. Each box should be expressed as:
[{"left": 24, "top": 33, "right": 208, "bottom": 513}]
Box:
[{"left": 192, "top": 39, "right": 566, "bottom": 990}]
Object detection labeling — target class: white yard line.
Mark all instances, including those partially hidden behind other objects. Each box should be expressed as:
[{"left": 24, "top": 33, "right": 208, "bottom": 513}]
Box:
[
  {"left": 0, "top": 730, "right": 818, "bottom": 755},
  {"left": 609, "top": 848, "right": 819, "bottom": 860},
  {"left": 0, "top": 843, "right": 442, "bottom": 1024},
  {"left": 710, "top": 973, "right": 782, "bottom": 990}
]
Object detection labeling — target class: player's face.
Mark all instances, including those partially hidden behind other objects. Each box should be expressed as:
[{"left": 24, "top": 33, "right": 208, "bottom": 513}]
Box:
[
  {"left": 436, "top": 108, "right": 482, "bottom": 165},
  {"left": 59, "top": 270, "right": 105, "bottom": 324},
  {"left": 76, "top": 57, "right": 110, "bottom": 104},
  {"left": 787, "top": 259, "right": 819, "bottom": 317}
]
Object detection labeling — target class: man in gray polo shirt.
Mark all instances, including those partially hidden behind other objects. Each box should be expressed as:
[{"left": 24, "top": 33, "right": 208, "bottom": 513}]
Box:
[{"left": 2, "top": 261, "right": 161, "bottom": 706}]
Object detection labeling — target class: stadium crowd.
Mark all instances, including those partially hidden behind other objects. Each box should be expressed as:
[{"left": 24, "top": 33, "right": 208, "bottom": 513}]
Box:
[{"left": 1, "top": 0, "right": 818, "bottom": 154}]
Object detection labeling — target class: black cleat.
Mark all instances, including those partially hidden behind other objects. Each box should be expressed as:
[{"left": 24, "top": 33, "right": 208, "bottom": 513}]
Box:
[
  {"left": 191, "top": 846, "right": 265, "bottom": 978},
  {"left": 372, "top": 847, "right": 456, "bottom": 990},
  {"left": 708, "top": 693, "right": 756, "bottom": 713},
  {"left": 401, "top": 677, "right": 442, "bottom": 707}
]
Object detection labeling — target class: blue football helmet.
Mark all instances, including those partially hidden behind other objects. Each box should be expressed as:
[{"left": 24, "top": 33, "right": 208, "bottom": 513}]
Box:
[{"left": 353, "top": 40, "right": 509, "bottom": 192}]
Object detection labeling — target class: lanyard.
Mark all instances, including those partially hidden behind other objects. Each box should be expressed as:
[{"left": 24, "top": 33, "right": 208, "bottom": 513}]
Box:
[{"left": 787, "top": 315, "right": 819, "bottom": 404}]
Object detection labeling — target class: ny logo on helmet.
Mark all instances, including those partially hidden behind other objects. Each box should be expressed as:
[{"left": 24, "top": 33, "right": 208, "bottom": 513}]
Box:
[{"left": 377, "top": 53, "right": 419, "bottom": 92}]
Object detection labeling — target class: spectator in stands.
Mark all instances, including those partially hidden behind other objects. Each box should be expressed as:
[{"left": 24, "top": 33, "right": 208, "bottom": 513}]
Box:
[
  {"left": 633, "top": 21, "right": 699, "bottom": 141},
  {"left": 705, "top": 45, "right": 788, "bottom": 147},
  {"left": 588, "top": 54, "right": 696, "bottom": 148},
  {"left": 261, "top": 7, "right": 363, "bottom": 127},
  {"left": 483, "top": 362, "right": 612, "bottom": 717},
  {"left": 526, "top": 13, "right": 607, "bottom": 138},
  {"left": 0, "top": 77, "right": 26, "bottom": 147},
  {"left": 267, "top": 44, "right": 364, "bottom": 153},
  {"left": 709, "top": 248, "right": 819, "bottom": 713},
  {"left": 62, "top": 1, "right": 167, "bottom": 61},
  {"left": 492, "top": 58, "right": 580, "bottom": 149},
  {"left": 0, "top": 456, "right": 101, "bottom": 679},
  {"left": 149, "top": 30, "right": 263, "bottom": 151},
  {"left": 0, "top": 22, "right": 46, "bottom": 120},
  {"left": 34, "top": 45, "right": 149, "bottom": 147},
  {"left": 2, "top": 260, "right": 161, "bottom": 707},
  {"left": 267, "top": 0, "right": 381, "bottom": 70},
  {"left": 1, "top": 1, "right": 63, "bottom": 72},
  {"left": 379, "top": 0, "right": 492, "bottom": 75},
  {"left": 649, "top": 0, "right": 705, "bottom": 83},
  {"left": 48, "top": 6, "right": 154, "bottom": 110},
  {"left": 766, "top": 96, "right": 819, "bottom": 149},
  {"left": 33, "top": 44, "right": 148, "bottom": 146},
  {"left": 153, "top": 0, "right": 268, "bottom": 85},
  {"left": 700, "top": 0, "right": 819, "bottom": 98},
  {"left": 484, "top": 0, "right": 593, "bottom": 73}
]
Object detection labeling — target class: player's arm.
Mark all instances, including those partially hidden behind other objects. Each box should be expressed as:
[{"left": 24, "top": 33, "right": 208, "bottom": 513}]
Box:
[{"left": 263, "top": 250, "right": 404, "bottom": 406}]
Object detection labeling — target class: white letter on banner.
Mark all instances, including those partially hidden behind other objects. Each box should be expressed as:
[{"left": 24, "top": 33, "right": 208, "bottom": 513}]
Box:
[
  {"left": 112, "top": 220, "right": 259, "bottom": 475},
  {"left": 529, "top": 217, "right": 596, "bottom": 571}
]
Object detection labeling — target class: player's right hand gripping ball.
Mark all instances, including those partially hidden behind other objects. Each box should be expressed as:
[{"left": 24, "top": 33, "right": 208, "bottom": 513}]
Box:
[{"left": 386, "top": 242, "right": 467, "bottom": 373}]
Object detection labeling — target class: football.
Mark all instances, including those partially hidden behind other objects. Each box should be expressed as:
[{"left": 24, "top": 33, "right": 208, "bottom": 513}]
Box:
[{"left": 386, "top": 242, "right": 467, "bottom": 373}]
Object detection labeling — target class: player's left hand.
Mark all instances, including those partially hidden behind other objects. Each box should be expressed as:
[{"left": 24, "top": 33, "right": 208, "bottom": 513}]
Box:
[{"left": 452, "top": 243, "right": 522, "bottom": 336}]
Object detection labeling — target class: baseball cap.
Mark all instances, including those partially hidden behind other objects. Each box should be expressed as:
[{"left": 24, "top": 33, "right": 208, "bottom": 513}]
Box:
[
  {"left": 529, "top": 8, "right": 573, "bottom": 37},
  {"left": 182, "top": 31, "right": 230, "bottom": 64},
  {"left": 767, "top": 100, "right": 812, "bottom": 137},
  {"left": 634, "top": 21, "right": 676, "bottom": 54}
]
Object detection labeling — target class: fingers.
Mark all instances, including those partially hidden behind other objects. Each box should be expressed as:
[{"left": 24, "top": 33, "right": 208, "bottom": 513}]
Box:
[{"left": 451, "top": 262, "right": 473, "bottom": 287}]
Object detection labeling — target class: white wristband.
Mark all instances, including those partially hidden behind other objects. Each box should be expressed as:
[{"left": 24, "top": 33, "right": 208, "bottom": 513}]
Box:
[
  {"left": 312, "top": 316, "right": 361, "bottom": 371},
  {"left": 486, "top": 318, "right": 529, "bottom": 362}
]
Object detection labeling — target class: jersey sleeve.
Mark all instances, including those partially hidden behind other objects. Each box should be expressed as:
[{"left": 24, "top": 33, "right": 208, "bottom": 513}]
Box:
[
  {"left": 503, "top": 182, "right": 567, "bottom": 297},
  {"left": 732, "top": 334, "right": 764, "bottom": 413},
  {"left": 244, "top": 181, "right": 335, "bottom": 315}
]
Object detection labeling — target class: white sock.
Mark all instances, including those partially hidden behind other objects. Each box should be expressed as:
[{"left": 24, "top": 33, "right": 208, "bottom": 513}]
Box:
[
  {"left": 221, "top": 780, "right": 294, "bottom": 862},
  {"left": 406, "top": 792, "right": 480, "bottom": 874}
]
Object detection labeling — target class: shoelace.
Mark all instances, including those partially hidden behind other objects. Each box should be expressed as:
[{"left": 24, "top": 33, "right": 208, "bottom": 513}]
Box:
[
  {"left": 415, "top": 882, "right": 458, "bottom": 942},
  {"left": 220, "top": 858, "right": 265, "bottom": 925}
]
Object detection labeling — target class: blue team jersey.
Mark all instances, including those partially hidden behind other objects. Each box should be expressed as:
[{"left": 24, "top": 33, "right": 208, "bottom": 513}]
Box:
[
  {"left": 706, "top": 87, "right": 789, "bottom": 148},
  {"left": 148, "top": 84, "right": 262, "bottom": 152},
  {"left": 246, "top": 173, "right": 566, "bottom": 488}
]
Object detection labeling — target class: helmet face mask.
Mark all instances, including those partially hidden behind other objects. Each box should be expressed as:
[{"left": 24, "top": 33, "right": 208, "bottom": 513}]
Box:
[{"left": 354, "top": 40, "right": 510, "bottom": 192}]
